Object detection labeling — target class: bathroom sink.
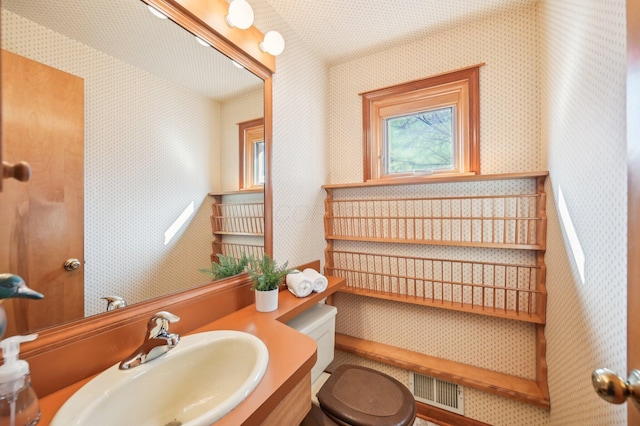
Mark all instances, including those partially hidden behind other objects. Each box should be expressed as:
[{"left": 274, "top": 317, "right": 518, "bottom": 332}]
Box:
[{"left": 51, "top": 330, "right": 269, "bottom": 426}]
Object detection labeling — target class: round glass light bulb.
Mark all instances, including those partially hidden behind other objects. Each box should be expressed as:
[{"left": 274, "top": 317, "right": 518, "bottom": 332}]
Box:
[
  {"left": 195, "top": 36, "right": 211, "bottom": 47},
  {"left": 227, "top": 0, "right": 254, "bottom": 30},
  {"left": 261, "top": 31, "right": 285, "bottom": 56},
  {"left": 147, "top": 5, "right": 168, "bottom": 19}
]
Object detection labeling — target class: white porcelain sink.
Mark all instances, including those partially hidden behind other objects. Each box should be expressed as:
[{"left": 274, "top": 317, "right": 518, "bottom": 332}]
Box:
[{"left": 51, "top": 330, "right": 269, "bottom": 426}]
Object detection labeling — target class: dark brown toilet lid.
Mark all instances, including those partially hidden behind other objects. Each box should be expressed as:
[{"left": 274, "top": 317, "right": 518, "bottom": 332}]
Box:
[{"left": 317, "top": 365, "right": 416, "bottom": 426}]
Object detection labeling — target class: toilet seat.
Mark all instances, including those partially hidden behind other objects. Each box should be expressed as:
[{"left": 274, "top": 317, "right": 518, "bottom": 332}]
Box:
[{"left": 316, "top": 365, "right": 416, "bottom": 426}]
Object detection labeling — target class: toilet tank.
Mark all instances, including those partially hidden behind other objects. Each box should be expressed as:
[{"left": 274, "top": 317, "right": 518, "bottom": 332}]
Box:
[{"left": 286, "top": 303, "right": 337, "bottom": 383}]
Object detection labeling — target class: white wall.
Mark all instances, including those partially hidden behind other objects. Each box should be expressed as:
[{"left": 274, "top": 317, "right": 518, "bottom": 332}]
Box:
[
  {"left": 540, "top": 0, "right": 627, "bottom": 424},
  {"left": 328, "top": 4, "right": 541, "bottom": 183},
  {"left": 252, "top": 1, "right": 330, "bottom": 269}
]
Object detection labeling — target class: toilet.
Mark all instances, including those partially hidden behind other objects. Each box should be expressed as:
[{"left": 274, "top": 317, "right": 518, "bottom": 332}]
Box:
[{"left": 287, "top": 304, "right": 416, "bottom": 426}]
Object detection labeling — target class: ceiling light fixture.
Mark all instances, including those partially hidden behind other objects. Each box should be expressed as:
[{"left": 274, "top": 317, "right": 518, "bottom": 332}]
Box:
[
  {"left": 259, "top": 31, "right": 285, "bottom": 56},
  {"left": 147, "top": 4, "right": 168, "bottom": 19},
  {"left": 226, "top": 0, "right": 254, "bottom": 30}
]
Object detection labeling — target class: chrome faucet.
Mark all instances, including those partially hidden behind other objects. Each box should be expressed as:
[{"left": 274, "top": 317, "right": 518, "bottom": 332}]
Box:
[
  {"left": 119, "top": 311, "right": 180, "bottom": 370},
  {"left": 102, "top": 295, "right": 127, "bottom": 311}
]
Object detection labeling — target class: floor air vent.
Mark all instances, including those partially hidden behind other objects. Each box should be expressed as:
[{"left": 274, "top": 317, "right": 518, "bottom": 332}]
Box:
[{"left": 408, "top": 372, "right": 464, "bottom": 415}]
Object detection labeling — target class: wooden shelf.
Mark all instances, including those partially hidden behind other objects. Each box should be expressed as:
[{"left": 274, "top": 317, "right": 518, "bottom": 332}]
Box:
[
  {"left": 322, "top": 171, "right": 548, "bottom": 189},
  {"left": 208, "top": 188, "right": 263, "bottom": 196},
  {"left": 212, "top": 231, "right": 264, "bottom": 237},
  {"left": 337, "top": 287, "right": 545, "bottom": 324},
  {"left": 335, "top": 333, "right": 550, "bottom": 409},
  {"left": 324, "top": 192, "right": 545, "bottom": 249},
  {"left": 209, "top": 191, "right": 265, "bottom": 260},
  {"left": 211, "top": 242, "right": 264, "bottom": 262},
  {"left": 325, "top": 235, "right": 544, "bottom": 250},
  {"left": 327, "top": 248, "right": 546, "bottom": 323},
  {"left": 323, "top": 172, "right": 550, "bottom": 410}
]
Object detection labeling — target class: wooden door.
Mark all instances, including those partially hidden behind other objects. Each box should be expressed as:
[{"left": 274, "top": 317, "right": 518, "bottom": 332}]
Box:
[
  {"left": 628, "top": 0, "right": 640, "bottom": 423},
  {"left": 0, "top": 50, "right": 84, "bottom": 335}
]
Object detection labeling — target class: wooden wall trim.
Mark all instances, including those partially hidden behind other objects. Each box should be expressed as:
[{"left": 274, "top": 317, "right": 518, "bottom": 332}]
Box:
[
  {"left": 263, "top": 76, "right": 274, "bottom": 256},
  {"left": 416, "top": 402, "right": 491, "bottom": 426},
  {"left": 361, "top": 65, "right": 483, "bottom": 181},
  {"left": 323, "top": 171, "right": 549, "bottom": 189},
  {"left": 629, "top": 0, "right": 640, "bottom": 424}
]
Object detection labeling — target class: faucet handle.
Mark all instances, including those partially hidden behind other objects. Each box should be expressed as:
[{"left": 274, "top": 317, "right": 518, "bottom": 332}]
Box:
[
  {"left": 147, "top": 311, "right": 180, "bottom": 338},
  {"left": 102, "top": 296, "right": 127, "bottom": 311}
]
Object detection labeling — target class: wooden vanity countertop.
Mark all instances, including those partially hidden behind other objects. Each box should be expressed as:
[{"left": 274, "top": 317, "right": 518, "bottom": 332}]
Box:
[{"left": 38, "top": 276, "right": 346, "bottom": 425}]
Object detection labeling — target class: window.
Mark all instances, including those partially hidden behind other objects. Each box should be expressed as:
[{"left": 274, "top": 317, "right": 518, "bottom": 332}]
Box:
[
  {"left": 362, "top": 65, "right": 480, "bottom": 181},
  {"left": 239, "top": 118, "right": 265, "bottom": 189}
]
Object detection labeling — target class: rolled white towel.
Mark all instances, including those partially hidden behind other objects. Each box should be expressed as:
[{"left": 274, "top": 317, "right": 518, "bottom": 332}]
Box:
[
  {"left": 286, "top": 270, "right": 313, "bottom": 298},
  {"left": 303, "top": 268, "right": 328, "bottom": 293}
]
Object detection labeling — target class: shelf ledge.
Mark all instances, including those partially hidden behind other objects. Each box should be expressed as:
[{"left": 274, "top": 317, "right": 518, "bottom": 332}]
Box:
[
  {"left": 335, "top": 333, "right": 550, "bottom": 409},
  {"left": 325, "top": 235, "right": 545, "bottom": 251},
  {"left": 212, "top": 231, "right": 264, "bottom": 236},
  {"left": 209, "top": 188, "right": 264, "bottom": 196},
  {"left": 337, "top": 288, "right": 545, "bottom": 324},
  {"left": 323, "top": 171, "right": 549, "bottom": 190}
]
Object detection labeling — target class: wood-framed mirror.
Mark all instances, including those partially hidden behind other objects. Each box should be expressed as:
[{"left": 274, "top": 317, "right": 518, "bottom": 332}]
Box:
[{"left": 0, "top": 0, "right": 273, "bottom": 367}]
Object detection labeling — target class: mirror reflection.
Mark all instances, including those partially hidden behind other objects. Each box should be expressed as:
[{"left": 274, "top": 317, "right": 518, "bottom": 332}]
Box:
[{"left": 0, "top": 0, "right": 265, "bottom": 336}]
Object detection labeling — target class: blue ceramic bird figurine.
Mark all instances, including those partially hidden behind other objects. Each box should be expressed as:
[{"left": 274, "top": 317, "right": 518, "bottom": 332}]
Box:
[
  {"left": 0, "top": 274, "right": 44, "bottom": 300},
  {"left": 0, "top": 274, "right": 44, "bottom": 340}
]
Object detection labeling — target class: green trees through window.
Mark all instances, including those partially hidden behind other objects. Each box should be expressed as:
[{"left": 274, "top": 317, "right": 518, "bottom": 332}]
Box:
[{"left": 385, "top": 107, "right": 455, "bottom": 174}]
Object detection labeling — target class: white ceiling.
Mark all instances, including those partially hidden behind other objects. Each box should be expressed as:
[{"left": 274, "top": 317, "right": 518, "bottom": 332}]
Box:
[
  {"left": 264, "top": 0, "right": 537, "bottom": 65},
  {"left": 3, "top": 0, "right": 538, "bottom": 94}
]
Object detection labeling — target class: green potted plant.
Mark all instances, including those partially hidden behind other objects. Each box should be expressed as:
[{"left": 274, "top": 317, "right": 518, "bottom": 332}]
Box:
[
  {"left": 246, "top": 254, "right": 292, "bottom": 312},
  {"left": 198, "top": 253, "right": 249, "bottom": 280}
]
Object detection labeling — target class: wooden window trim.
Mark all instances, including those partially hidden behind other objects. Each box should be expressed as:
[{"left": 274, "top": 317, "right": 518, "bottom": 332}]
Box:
[
  {"left": 362, "top": 64, "right": 482, "bottom": 182},
  {"left": 238, "top": 117, "right": 264, "bottom": 190}
]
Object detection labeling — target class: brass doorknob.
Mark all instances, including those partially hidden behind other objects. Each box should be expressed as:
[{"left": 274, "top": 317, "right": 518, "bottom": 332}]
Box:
[
  {"left": 2, "top": 161, "right": 31, "bottom": 182},
  {"left": 64, "top": 259, "right": 81, "bottom": 271},
  {"left": 592, "top": 368, "right": 640, "bottom": 408}
]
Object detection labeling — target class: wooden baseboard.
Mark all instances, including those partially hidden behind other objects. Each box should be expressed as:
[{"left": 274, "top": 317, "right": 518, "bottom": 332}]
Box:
[{"left": 416, "top": 402, "right": 491, "bottom": 426}]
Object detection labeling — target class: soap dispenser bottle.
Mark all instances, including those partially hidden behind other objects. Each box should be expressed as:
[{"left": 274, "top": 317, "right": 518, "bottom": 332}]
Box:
[{"left": 0, "top": 335, "right": 40, "bottom": 426}]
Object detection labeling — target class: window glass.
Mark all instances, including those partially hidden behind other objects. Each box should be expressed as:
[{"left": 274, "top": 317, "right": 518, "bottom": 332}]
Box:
[
  {"left": 385, "top": 106, "right": 455, "bottom": 174},
  {"left": 238, "top": 118, "right": 264, "bottom": 189},
  {"left": 253, "top": 140, "right": 265, "bottom": 185}
]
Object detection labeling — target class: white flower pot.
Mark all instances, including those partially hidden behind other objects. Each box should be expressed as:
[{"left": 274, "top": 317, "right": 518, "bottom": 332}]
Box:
[{"left": 255, "top": 288, "right": 279, "bottom": 312}]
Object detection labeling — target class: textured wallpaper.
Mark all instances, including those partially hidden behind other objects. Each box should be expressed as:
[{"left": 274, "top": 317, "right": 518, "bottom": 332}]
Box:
[
  {"left": 540, "top": 0, "right": 627, "bottom": 424},
  {"left": 2, "top": 9, "right": 222, "bottom": 317},
  {"left": 250, "top": 0, "right": 331, "bottom": 269},
  {"left": 328, "top": 4, "right": 541, "bottom": 184}
]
